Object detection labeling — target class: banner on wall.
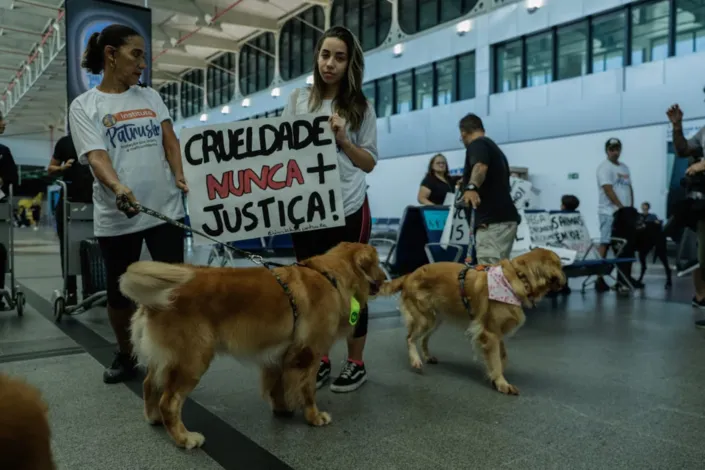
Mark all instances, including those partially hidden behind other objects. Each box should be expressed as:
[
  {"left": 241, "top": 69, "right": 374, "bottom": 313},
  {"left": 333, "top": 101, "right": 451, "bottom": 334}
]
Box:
[
  {"left": 65, "top": 0, "right": 152, "bottom": 106},
  {"left": 179, "top": 115, "right": 344, "bottom": 245},
  {"left": 510, "top": 176, "right": 533, "bottom": 210}
]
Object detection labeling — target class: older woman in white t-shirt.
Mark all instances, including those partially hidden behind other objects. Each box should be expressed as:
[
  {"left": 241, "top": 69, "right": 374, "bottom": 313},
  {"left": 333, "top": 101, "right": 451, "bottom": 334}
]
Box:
[
  {"left": 282, "top": 26, "right": 378, "bottom": 394},
  {"left": 68, "top": 24, "right": 188, "bottom": 384}
]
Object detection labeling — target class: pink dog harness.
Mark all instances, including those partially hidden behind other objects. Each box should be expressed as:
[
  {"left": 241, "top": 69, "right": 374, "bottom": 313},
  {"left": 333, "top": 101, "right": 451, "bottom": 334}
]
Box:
[
  {"left": 487, "top": 265, "right": 521, "bottom": 306},
  {"left": 458, "top": 264, "right": 521, "bottom": 313}
]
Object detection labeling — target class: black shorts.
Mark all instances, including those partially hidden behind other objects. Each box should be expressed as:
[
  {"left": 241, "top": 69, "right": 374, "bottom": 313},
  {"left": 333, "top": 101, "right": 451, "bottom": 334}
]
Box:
[
  {"left": 291, "top": 196, "right": 372, "bottom": 338},
  {"left": 98, "top": 221, "right": 185, "bottom": 309}
]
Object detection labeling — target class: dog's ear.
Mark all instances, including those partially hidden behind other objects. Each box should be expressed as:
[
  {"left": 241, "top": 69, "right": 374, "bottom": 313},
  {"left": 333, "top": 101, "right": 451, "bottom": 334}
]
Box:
[{"left": 354, "top": 244, "right": 376, "bottom": 274}]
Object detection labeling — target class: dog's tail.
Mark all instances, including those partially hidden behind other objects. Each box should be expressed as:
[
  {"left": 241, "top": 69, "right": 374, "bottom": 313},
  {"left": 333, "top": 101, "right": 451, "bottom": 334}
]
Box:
[
  {"left": 119, "top": 261, "right": 194, "bottom": 309},
  {"left": 379, "top": 275, "right": 407, "bottom": 296}
]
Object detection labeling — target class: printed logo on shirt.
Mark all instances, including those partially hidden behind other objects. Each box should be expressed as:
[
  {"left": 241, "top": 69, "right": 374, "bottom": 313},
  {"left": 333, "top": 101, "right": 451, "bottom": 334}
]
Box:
[
  {"left": 103, "top": 108, "right": 161, "bottom": 152},
  {"left": 615, "top": 172, "right": 630, "bottom": 186}
]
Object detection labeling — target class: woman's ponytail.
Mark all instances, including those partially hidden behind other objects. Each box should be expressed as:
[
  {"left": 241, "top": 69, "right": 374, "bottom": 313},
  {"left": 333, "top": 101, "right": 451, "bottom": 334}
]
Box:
[{"left": 81, "top": 32, "right": 104, "bottom": 74}]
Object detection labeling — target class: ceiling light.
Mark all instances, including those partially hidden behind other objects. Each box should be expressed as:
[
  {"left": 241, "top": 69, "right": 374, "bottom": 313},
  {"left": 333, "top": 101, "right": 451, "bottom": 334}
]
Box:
[
  {"left": 393, "top": 43, "right": 404, "bottom": 57},
  {"left": 199, "top": 113, "right": 207, "bottom": 122},
  {"left": 527, "top": 0, "right": 543, "bottom": 13},
  {"left": 306, "top": 75, "right": 314, "bottom": 85},
  {"left": 456, "top": 20, "right": 471, "bottom": 35},
  {"left": 271, "top": 87, "right": 281, "bottom": 97},
  {"left": 221, "top": 105, "right": 230, "bottom": 114},
  {"left": 242, "top": 98, "right": 251, "bottom": 107}
]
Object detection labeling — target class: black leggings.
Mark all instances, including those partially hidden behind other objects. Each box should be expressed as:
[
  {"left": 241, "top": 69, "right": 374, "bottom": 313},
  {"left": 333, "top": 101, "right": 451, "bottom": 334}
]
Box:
[
  {"left": 97, "top": 221, "right": 185, "bottom": 310},
  {"left": 291, "top": 197, "right": 372, "bottom": 338},
  {"left": 0, "top": 242, "right": 6, "bottom": 290}
]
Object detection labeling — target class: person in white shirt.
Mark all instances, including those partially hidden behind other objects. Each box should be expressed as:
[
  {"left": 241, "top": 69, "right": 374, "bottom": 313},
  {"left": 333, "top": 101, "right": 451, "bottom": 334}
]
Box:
[
  {"left": 595, "top": 137, "right": 633, "bottom": 292},
  {"left": 68, "top": 24, "right": 188, "bottom": 384},
  {"left": 282, "top": 26, "right": 378, "bottom": 393}
]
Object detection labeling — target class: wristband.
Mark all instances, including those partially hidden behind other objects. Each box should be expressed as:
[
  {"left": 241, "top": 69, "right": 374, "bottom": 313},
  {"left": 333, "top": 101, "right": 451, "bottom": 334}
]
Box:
[{"left": 465, "top": 183, "right": 477, "bottom": 192}]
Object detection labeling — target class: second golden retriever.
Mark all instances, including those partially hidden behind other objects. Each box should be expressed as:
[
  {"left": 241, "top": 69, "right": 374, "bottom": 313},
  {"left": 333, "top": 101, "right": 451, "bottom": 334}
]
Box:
[
  {"left": 119, "top": 242, "right": 387, "bottom": 449},
  {"left": 380, "top": 248, "right": 565, "bottom": 395}
]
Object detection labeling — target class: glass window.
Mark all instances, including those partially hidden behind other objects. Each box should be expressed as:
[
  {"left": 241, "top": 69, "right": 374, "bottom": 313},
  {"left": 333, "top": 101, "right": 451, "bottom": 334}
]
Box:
[
  {"left": 631, "top": 0, "right": 670, "bottom": 65},
  {"left": 525, "top": 32, "right": 552, "bottom": 87},
  {"left": 494, "top": 39, "right": 522, "bottom": 93},
  {"left": 435, "top": 57, "right": 456, "bottom": 105},
  {"left": 395, "top": 71, "right": 413, "bottom": 113},
  {"left": 362, "top": 81, "right": 376, "bottom": 111},
  {"left": 414, "top": 65, "right": 434, "bottom": 110},
  {"left": 180, "top": 70, "right": 203, "bottom": 118},
  {"left": 398, "top": 0, "right": 418, "bottom": 35},
  {"left": 279, "top": 6, "right": 324, "bottom": 81},
  {"left": 332, "top": 0, "right": 391, "bottom": 51},
  {"left": 418, "top": 0, "right": 439, "bottom": 32},
  {"left": 675, "top": 0, "right": 705, "bottom": 56},
  {"left": 376, "top": 76, "right": 393, "bottom": 117},
  {"left": 557, "top": 21, "right": 588, "bottom": 80},
  {"left": 457, "top": 52, "right": 475, "bottom": 100},
  {"left": 592, "top": 11, "right": 626, "bottom": 72}
]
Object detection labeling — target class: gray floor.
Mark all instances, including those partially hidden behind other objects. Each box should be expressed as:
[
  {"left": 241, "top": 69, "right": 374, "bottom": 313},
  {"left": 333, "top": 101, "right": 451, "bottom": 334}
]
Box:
[{"left": 2, "top": 226, "right": 705, "bottom": 469}]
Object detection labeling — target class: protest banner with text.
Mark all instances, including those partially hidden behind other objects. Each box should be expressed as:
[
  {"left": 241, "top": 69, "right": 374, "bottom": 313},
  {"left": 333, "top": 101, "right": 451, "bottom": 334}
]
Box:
[{"left": 180, "top": 114, "right": 345, "bottom": 245}]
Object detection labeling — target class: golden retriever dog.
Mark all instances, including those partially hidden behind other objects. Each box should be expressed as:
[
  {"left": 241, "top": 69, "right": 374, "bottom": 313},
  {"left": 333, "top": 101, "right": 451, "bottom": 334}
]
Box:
[
  {"left": 0, "top": 373, "right": 56, "bottom": 470},
  {"left": 119, "top": 242, "right": 387, "bottom": 449},
  {"left": 380, "top": 248, "right": 565, "bottom": 395}
]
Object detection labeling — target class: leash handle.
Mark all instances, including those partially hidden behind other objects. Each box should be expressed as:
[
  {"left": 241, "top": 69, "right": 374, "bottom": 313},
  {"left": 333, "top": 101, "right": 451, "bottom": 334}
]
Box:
[{"left": 116, "top": 193, "right": 140, "bottom": 219}]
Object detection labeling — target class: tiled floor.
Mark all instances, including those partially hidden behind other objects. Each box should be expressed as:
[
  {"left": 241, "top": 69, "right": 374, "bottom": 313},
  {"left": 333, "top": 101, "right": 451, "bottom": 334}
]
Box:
[{"left": 2, "top": 226, "right": 705, "bottom": 469}]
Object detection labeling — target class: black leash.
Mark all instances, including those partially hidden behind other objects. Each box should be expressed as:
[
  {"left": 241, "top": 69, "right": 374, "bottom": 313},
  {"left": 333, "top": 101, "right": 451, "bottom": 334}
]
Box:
[{"left": 116, "top": 195, "right": 299, "bottom": 319}]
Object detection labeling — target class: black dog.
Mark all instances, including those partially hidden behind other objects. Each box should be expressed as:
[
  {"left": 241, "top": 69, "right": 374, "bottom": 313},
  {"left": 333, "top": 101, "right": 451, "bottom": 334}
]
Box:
[{"left": 634, "top": 220, "right": 672, "bottom": 289}]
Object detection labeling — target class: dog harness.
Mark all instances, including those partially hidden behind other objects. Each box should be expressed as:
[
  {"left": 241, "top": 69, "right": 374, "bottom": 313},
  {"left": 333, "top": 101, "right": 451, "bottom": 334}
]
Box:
[{"left": 457, "top": 264, "right": 521, "bottom": 313}]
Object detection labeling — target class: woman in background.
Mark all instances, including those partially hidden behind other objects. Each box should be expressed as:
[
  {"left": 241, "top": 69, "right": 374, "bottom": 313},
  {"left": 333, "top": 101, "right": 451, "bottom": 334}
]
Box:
[
  {"left": 417, "top": 153, "right": 459, "bottom": 205},
  {"left": 282, "top": 26, "right": 377, "bottom": 393}
]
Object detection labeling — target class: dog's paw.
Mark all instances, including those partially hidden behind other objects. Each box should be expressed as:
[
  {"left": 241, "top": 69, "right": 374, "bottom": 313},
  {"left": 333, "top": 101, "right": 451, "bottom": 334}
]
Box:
[
  {"left": 492, "top": 379, "right": 519, "bottom": 396},
  {"left": 425, "top": 356, "right": 439, "bottom": 364},
  {"left": 307, "top": 411, "right": 332, "bottom": 427},
  {"left": 181, "top": 431, "right": 206, "bottom": 450},
  {"left": 410, "top": 358, "right": 424, "bottom": 370}
]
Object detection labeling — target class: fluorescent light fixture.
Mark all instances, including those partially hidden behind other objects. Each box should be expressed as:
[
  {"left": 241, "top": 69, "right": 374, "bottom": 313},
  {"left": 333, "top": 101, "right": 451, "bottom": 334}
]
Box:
[
  {"left": 393, "top": 43, "right": 403, "bottom": 57},
  {"left": 199, "top": 113, "right": 207, "bottom": 122},
  {"left": 306, "top": 75, "right": 314, "bottom": 85},
  {"left": 221, "top": 105, "right": 230, "bottom": 114},
  {"left": 526, "top": 0, "right": 543, "bottom": 12},
  {"left": 271, "top": 87, "right": 281, "bottom": 97},
  {"left": 456, "top": 20, "right": 471, "bottom": 35},
  {"left": 242, "top": 98, "right": 251, "bottom": 107}
]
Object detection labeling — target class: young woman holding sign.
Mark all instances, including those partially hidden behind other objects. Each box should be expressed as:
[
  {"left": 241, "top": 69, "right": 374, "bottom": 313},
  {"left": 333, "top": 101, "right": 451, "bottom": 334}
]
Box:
[
  {"left": 282, "top": 26, "right": 378, "bottom": 393},
  {"left": 68, "top": 24, "right": 188, "bottom": 384}
]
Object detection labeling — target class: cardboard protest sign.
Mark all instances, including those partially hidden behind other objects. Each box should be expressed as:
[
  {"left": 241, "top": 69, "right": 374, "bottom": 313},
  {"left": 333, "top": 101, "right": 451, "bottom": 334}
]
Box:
[
  {"left": 511, "top": 210, "right": 532, "bottom": 255},
  {"left": 548, "top": 212, "right": 595, "bottom": 258},
  {"left": 440, "top": 192, "right": 470, "bottom": 248},
  {"left": 510, "top": 176, "right": 533, "bottom": 210},
  {"left": 524, "top": 211, "right": 555, "bottom": 246},
  {"left": 180, "top": 114, "right": 344, "bottom": 245}
]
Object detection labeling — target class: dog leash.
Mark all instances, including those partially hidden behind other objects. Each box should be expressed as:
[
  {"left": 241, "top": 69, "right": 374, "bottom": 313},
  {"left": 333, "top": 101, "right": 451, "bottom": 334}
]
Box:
[{"left": 116, "top": 195, "right": 299, "bottom": 318}]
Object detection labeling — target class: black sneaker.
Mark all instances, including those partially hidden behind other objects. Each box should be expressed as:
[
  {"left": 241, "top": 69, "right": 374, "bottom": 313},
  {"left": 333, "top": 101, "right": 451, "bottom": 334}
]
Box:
[
  {"left": 103, "top": 351, "right": 138, "bottom": 384},
  {"left": 66, "top": 293, "right": 78, "bottom": 307},
  {"left": 695, "top": 320, "right": 705, "bottom": 329},
  {"left": 316, "top": 359, "right": 331, "bottom": 389},
  {"left": 330, "top": 361, "right": 367, "bottom": 393},
  {"left": 692, "top": 297, "right": 705, "bottom": 309}
]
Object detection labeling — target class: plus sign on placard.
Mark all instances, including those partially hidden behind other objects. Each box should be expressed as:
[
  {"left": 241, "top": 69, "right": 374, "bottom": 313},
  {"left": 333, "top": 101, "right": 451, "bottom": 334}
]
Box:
[{"left": 306, "top": 153, "right": 338, "bottom": 185}]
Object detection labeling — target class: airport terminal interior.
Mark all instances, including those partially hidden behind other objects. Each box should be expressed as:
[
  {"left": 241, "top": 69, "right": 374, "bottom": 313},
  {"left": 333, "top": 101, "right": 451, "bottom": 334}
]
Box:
[{"left": 2, "top": 0, "right": 705, "bottom": 469}]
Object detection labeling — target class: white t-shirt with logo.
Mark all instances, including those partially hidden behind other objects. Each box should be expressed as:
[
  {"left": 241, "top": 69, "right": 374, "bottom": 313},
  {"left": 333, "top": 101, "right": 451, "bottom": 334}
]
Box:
[
  {"left": 282, "top": 87, "right": 378, "bottom": 216},
  {"left": 596, "top": 159, "right": 632, "bottom": 215},
  {"left": 69, "top": 86, "right": 184, "bottom": 237}
]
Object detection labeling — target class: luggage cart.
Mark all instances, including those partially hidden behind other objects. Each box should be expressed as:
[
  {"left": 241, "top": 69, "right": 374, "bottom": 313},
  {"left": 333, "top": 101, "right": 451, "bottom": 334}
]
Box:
[
  {"left": 0, "top": 184, "right": 26, "bottom": 316},
  {"left": 51, "top": 180, "right": 107, "bottom": 323}
]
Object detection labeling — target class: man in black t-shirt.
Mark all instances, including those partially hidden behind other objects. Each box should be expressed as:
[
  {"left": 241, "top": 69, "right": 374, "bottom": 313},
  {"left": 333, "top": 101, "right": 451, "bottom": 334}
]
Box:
[
  {"left": 459, "top": 113, "right": 520, "bottom": 265},
  {"left": 48, "top": 133, "right": 93, "bottom": 305},
  {"left": 0, "top": 111, "right": 18, "bottom": 309}
]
